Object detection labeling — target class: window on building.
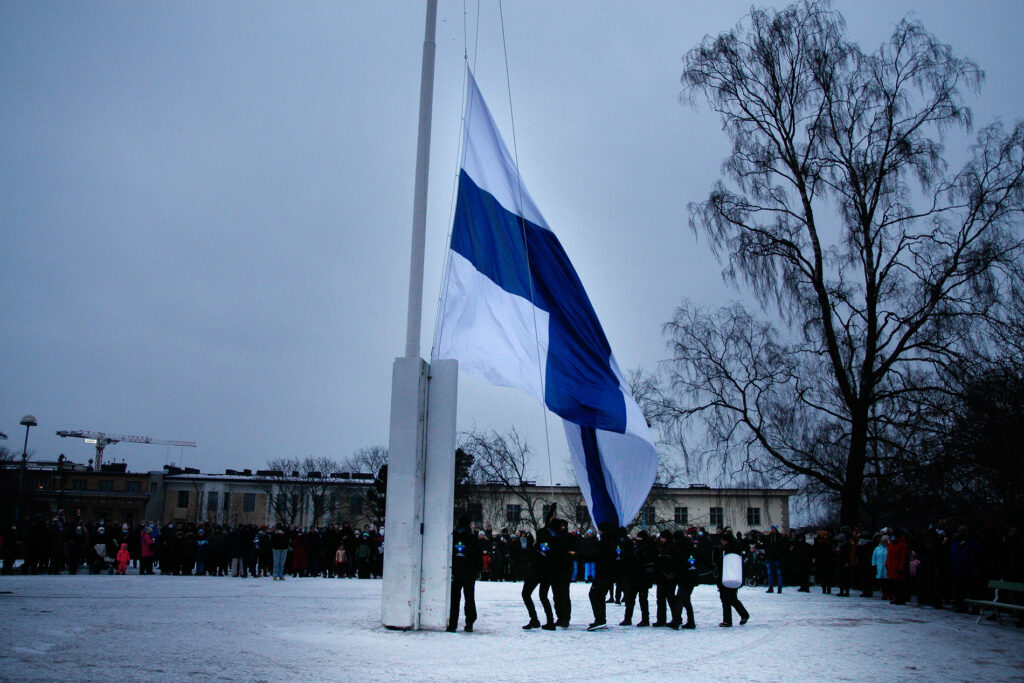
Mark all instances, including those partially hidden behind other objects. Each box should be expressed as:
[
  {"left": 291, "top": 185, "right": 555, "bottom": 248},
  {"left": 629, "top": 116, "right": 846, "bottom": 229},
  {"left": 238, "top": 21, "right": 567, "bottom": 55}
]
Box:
[
  {"left": 709, "top": 506, "right": 724, "bottom": 527},
  {"left": 674, "top": 506, "right": 688, "bottom": 525},
  {"left": 207, "top": 491, "right": 219, "bottom": 512},
  {"left": 642, "top": 505, "right": 656, "bottom": 527},
  {"left": 468, "top": 502, "right": 483, "bottom": 523},
  {"left": 125, "top": 481, "right": 141, "bottom": 493},
  {"left": 98, "top": 480, "right": 114, "bottom": 491},
  {"left": 176, "top": 491, "right": 189, "bottom": 509},
  {"left": 506, "top": 504, "right": 522, "bottom": 523},
  {"left": 223, "top": 492, "right": 231, "bottom": 512},
  {"left": 150, "top": 482, "right": 157, "bottom": 492},
  {"left": 350, "top": 497, "right": 363, "bottom": 515},
  {"left": 747, "top": 507, "right": 761, "bottom": 526},
  {"left": 243, "top": 492, "right": 256, "bottom": 512},
  {"left": 72, "top": 479, "right": 87, "bottom": 491},
  {"left": 575, "top": 505, "right": 591, "bottom": 527}
]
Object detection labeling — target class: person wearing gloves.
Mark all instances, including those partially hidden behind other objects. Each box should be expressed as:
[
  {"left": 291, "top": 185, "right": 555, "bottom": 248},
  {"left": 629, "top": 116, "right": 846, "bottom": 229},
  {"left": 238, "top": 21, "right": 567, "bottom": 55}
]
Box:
[{"left": 447, "top": 516, "right": 482, "bottom": 633}]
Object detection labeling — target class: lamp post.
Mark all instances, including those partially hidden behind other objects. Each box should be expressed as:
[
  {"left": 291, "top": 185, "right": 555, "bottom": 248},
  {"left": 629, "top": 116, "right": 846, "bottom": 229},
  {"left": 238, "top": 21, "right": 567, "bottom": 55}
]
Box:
[{"left": 14, "top": 414, "right": 37, "bottom": 527}]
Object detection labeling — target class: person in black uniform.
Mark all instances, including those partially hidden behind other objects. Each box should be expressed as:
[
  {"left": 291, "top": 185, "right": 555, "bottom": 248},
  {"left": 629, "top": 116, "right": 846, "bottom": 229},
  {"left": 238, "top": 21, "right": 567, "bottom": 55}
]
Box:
[
  {"left": 624, "top": 530, "right": 654, "bottom": 626},
  {"left": 448, "top": 517, "right": 481, "bottom": 632},
  {"left": 674, "top": 530, "right": 698, "bottom": 629},
  {"left": 611, "top": 527, "right": 637, "bottom": 625},
  {"left": 587, "top": 521, "right": 618, "bottom": 631},
  {"left": 522, "top": 518, "right": 557, "bottom": 630},
  {"left": 653, "top": 530, "right": 682, "bottom": 628},
  {"left": 713, "top": 532, "right": 750, "bottom": 627},
  {"left": 550, "top": 518, "right": 573, "bottom": 628}
]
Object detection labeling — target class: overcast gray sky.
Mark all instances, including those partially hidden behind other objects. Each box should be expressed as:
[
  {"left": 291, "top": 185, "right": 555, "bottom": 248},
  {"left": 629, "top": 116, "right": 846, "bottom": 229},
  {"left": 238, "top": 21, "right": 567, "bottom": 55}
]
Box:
[{"left": 3, "top": 1, "right": 1023, "bottom": 480}]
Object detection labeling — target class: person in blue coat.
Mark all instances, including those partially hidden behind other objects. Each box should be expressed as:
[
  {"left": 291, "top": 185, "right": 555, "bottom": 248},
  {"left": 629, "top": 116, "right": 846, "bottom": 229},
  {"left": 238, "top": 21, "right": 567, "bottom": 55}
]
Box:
[{"left": 871, "top": 534, "right": 889, "bottom": 599}]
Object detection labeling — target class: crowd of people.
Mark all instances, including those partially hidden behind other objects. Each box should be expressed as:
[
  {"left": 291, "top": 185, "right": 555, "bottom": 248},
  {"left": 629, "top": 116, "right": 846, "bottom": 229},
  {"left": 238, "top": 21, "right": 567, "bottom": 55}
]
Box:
[
  {"left": 447, "top": 516, "right": 752, "bottom": 632},
  {"left": 446, "top": 518, "right": 1024, "bottom": 632},
  {"left": 0, "top": 514, "right": 385, "bottom": 579},
  {"left": 754, "top": 523, "right": 1023, "bottom": 618},
  {"left": 2, "top": 511, "right": 1021, "bottom": 631}
]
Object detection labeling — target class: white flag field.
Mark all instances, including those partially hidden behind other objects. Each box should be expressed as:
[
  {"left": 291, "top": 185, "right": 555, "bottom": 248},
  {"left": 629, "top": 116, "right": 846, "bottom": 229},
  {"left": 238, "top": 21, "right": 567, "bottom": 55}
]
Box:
[{"left": 434, "top": 69, "right": 658, "bottom": 528}]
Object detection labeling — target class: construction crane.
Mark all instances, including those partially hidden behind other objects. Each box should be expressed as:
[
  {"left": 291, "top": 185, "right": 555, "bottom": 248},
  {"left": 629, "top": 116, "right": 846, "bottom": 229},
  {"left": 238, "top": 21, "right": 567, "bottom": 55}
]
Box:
[{"left": 56, "top": 430, "right": 197, "bottom": 469}]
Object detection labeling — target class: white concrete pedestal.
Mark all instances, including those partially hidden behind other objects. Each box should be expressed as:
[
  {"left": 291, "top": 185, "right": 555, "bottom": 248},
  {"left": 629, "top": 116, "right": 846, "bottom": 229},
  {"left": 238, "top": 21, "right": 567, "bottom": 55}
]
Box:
[{"left": 381, "top": 357, "right": 457, "bottom": 631}]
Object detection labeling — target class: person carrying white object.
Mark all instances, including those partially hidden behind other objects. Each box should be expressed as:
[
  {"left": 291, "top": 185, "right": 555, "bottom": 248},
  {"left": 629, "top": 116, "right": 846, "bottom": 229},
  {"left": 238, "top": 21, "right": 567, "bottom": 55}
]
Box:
[
  {"left": 713, "top": 532, "right": 749, "bottom": 627},
  {"left": 92, "top": 526, "right": 114, "bottom": 574}
]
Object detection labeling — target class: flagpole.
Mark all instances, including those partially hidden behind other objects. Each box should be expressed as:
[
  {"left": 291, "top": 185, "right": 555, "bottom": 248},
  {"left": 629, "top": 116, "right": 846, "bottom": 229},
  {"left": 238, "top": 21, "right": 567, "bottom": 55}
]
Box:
[
  {"left": 404, "top": 0, "right": 437, "bottom": 359},
  {"left": 385, "top": 0, "right": 456, "bottom": 632}
]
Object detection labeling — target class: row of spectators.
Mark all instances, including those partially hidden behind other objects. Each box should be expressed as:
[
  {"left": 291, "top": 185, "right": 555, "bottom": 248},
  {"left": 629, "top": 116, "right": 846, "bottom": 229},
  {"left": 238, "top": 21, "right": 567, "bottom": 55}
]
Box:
[
  {"left": 0, "top": 515, "right": 384, "bottom": 579},
  {"left": 744, "top": 523, "right": 1023, "bottom": 615},
  {"left": 461, "top": 522, "right": 1020, "bottom": 597},
  {"left": 457, "top": 521, "right": 1023, "bottom": 627},
  {"left": 3, "top": 512, "right": 1022, "bottom": 620}
]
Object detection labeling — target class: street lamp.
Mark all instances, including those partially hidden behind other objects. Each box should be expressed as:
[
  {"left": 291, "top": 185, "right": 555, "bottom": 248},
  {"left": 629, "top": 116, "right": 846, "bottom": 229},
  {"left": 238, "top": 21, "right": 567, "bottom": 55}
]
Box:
[{"left": 14, "top": 414, "right": 37, "bottom": 526}]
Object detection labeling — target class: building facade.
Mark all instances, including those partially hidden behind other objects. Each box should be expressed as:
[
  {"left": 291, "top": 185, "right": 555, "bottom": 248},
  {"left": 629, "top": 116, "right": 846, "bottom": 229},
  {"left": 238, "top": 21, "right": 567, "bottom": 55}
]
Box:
[
  {"left": 458, "top": 482, "right": 796, "bottom": 535},
  {"left": 154, "top": 469, "right": 379, "bottom": 529},
  {"left": 0, "top": 459, "right": 152, "bottom": 528},
  {"left": 3, "top": 459, "right": 795, "bottom": 535}
]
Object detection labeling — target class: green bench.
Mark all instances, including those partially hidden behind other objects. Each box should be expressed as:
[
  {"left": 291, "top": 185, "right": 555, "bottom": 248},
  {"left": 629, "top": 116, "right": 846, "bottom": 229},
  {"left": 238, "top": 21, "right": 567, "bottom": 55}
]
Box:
[{"left": 965, "top": 580, "right": 1024, "bottom": 625}]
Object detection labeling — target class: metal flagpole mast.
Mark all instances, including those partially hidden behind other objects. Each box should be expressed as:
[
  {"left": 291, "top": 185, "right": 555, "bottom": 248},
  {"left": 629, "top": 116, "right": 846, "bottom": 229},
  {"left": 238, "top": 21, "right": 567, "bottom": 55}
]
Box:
[{"left": 404, "top": 0, "right": 437, "bottom": 360}]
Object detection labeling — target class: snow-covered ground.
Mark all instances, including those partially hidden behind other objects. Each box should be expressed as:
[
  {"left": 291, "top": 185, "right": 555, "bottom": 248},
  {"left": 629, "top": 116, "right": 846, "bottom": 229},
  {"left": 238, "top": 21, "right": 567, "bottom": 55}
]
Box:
[{"left": 1, "top": 575, "right": 1021, "bottom": 682}]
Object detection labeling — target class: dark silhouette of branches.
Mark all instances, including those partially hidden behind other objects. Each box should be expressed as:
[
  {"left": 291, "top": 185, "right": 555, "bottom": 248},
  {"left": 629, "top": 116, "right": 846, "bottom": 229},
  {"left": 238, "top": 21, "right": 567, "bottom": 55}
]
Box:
[{"left": 677, "top": 0, "right": 1024, "bottom": 524}]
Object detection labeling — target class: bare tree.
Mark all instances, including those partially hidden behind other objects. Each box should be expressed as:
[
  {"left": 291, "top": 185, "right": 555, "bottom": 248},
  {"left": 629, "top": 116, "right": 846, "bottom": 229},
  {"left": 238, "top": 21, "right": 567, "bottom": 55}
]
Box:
[
  {"left": 459, "top": 429, "right": 552, "bottom": 533},
  {"left": 676, "top": 0, "right": 1024, "bottom": 524},
  {"left": 453, "top": 447, "right": 477, "bottom": 522},
  {"left": 560, "top": 468, "right": 590, "bottom": 532},
  {"left": 861, "top": 353, "right": 1024, "bottom": 529},
  {"left": 260, "top": 458, "right": 305, "bottom": 527},
  {"left": 661, "top": 303, "right": 839, "bottom": 487},
  {"left": 341, "top": 446, "right": 387, "bottom": 528},
  {"left": 0, "top": 446, "right": 36, "bottom": 463},
  {"left": 258, "top": 456, "right": 341, "bottom": 528},
  {"left": 300, "top": 456, "right": 343, "bottom": 528}
]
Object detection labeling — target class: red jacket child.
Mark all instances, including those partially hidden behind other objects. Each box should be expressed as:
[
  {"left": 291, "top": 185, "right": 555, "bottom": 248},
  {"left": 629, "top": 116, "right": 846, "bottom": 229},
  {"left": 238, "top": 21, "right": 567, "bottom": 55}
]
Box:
[
  {"left": 116, "top": 543, "right": 130, "bottom": 575},
  {"left": 886, "top": 535, "right": 909, "bottom": 581}
]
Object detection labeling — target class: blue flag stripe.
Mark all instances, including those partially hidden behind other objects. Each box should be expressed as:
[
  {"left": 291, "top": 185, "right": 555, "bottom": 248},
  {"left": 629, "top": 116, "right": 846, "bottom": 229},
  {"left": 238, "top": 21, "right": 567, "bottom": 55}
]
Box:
[
  {"left": 451, "top": 169, "right": 627, "bottom": 433},
  {"left": 579, "top": 426, "right": 617, "bottom": 526}
]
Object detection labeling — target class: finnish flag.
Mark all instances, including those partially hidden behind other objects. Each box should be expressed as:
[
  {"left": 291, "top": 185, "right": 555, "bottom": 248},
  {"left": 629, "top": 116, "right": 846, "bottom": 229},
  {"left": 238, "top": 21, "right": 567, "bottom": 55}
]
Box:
[{"left": 434, "top": 69, "right": 657, "bottom": 527}]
